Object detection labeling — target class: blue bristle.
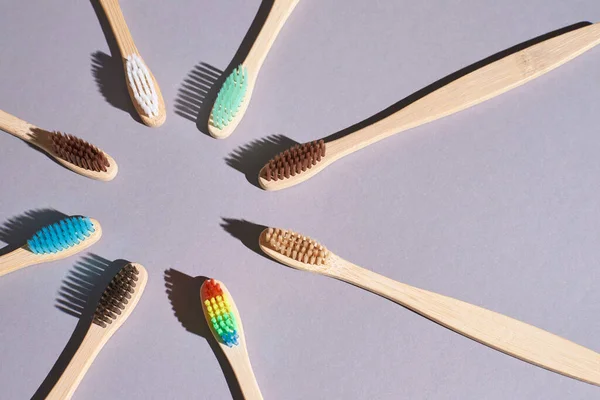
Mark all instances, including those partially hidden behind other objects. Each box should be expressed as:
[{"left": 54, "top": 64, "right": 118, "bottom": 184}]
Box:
[{"left": 27, "top": 216, "right": 95, "bottom": 255}]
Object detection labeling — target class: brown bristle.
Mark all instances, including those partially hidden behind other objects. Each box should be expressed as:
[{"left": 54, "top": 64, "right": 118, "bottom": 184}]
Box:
[
  {"left": 93, "top": 264, "right": 139, "bottom": 328},
  {"left": 263, "top": 140, "right": 326, "bottom": 181},
  {"left": 264, "top": 228, "right": 329, "bottom": 265},
  {"left": 50, "top": 131, "right": 110, "bottom": 172}
]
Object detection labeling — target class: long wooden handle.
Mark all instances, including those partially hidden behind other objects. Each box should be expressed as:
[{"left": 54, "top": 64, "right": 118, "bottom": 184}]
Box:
[
  {"left": 333, "top": 23, "right": 600, "bottom": 156},
  {"left": 46, "top": 327, "right": 106, "bottom": 400},
  {"left": 244, "top": 0, "right": 300, "bottom": 72},
  {"left": 0, "top": 109, "right": 35, "bottom": 141},
  {"left": 98, "top": 0, "right": 138, "bottom": 56},
  {"left": 0, "top": 248, "right": 42, "bottom": 277},
  {"left": 227, "top": 351, "right": 264, "bottom": 400},
  {"left": 332, "top": 259, "right": 600, "bottom": 385}
]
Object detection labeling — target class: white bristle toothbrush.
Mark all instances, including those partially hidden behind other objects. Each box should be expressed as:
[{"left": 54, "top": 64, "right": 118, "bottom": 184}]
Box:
[
  {"left": 208, "top": 0, "right": 301, "bottom": 139},
  {"left": 0, "top": 110, "right": 118, "bottom": 181},
  {"left": 259, "top": 227, "right": 600, "bottom": 386},
  {"left": 258, "top": 22, "right": 600, "bottom": 191},
  {"left": 98, "top": 0, "right": 166, "bottom": 127},
  {"left": 46, "top": 263, "right": 148, "bottom": 400},
  {"left": 0, "top": 216, "right": 102, "bottom": 277},
  {"left": 201, "top": 278, "right": 264, "bottom": 400}
]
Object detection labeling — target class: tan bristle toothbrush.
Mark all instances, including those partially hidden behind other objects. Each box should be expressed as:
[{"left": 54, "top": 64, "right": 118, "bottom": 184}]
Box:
[
  {"left": 46, "top": 263, "right": 147, "bottom": 400},
  {"left": 0, "top": 216, "right": 102, "bottom": 277},
  {"left": 258, "top": 23, "right": 600, "bottom": 191},
  {"left": 208, "top": 0, "right": 300, "bottom": 139},
  {"left": 0, "top": 110, "right": 117, "bottom": 181},
  {"left": 98, "top": 0, "right": 166, "bottom": 127},
  {"left": 259, "top": 227, "right": 600, "bottom": 386},
  {"left": 201, "top": 279, "right": 264, "bottom": 399}
]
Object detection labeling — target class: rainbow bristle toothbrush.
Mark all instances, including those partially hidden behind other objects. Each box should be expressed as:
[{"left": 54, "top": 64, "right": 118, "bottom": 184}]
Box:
[
  {"left": 208, "top": 0, "right": 300, "bottom": 139},
  {"left": 259, "top": 227, "right": 600, "bottom": 386},
  {"left": 201, "top": 279, "right": 263, "bottom": 399},
  {"left": 0, "top": 216, "right": 102, "bottom": 277}
]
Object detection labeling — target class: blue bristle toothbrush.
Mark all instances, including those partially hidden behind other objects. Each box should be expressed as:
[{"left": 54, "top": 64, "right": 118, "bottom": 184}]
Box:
[{"left": 0, "top": 216, "right": 102, "bottom": 276}]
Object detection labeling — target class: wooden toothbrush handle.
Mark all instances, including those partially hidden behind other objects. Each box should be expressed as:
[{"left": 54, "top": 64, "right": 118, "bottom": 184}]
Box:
[
  {"left": 98, "top": 0, "right": 138, "bottom": 56},
  {"left": 46, "top": 327, "right": 107, "bottom": 400},
  {"left": 227, "top": 350, "right": 264, "bottom": 400},
  {"left": 0, "top": 109, "right": 36, "bottom": 141},
  {"left": 244, "top": 0, "right": 301, "bottom": 72},
  {"left": 333, "top": 23, "right": 600, "bottom": 156},
  {"left": 0, "top": 247, "right": 42, "bottom": 277},
  {"left": 333, "top": 260, "right": 600, "bottom": 385}
]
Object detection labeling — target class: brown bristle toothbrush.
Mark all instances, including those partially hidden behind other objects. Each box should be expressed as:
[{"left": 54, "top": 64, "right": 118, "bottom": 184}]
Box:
[
  {"left": 0, "top": 110, "right": 117, "bottom": 181},
  {"left": 259, "top": 227, "right": 600, "bottom": 386},
  {"left": 46, "top": 263, "right": 148, "bottom": 400},
  {"left": 258, "top": 23, "right": 600, "bottom": 191}
]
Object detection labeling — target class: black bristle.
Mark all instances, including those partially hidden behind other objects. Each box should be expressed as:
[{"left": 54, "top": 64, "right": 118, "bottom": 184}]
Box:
[{"left": 92, "top": 264, "right": 138, "bottom": 328}]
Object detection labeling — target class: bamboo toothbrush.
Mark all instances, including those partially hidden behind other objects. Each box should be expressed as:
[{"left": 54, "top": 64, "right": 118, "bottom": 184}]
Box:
[
  {"left": 201, "top": 279, "right": 264, "bottom": 399},
  {"left": 0, "top": 216, "right": 102, "bottom": 277},
  {"left": 98, "top": 0, "right": 166, "bottom": 127},
  {"left": 46, "top": 263, "right": 147, "bottom": 400},
  {"left": 258, "top": 23, "right": 600, "bottom": 191},
  {"left": 208, "top": 0, "right": 301, "bottom": 139},
  {"left": 259, "top": 227, "right": 600, "bottom": 386},
  {"left": 0, "top": 110, "right": 117, "bottom": 181}
]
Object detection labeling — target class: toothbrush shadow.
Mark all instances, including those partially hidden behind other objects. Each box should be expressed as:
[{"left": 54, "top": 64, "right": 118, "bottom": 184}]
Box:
[
  {"left": 31, "top": 254, "right": 130, "bottom": 400},
  {"left": 219, "top": 218, "right": 285, "bottom": 267},
  {"left": 89, "top": 0, "right": 141, "bottom": 123},
  {"left": 0, "top": 209, "right": 68, "bottom": 257},
  {"left": 164, "top": 269, "right": 245, "bottom": 400},
  {"left": 176, "top": 0, "right": 276, "bottom": 135},
  {"left": 174, "top": 62, "right": 222, "bottom": 130},
  {"left": 322, "top": 21, "right": 592, "bottom": 143},
  {"left": 224, "top": 135, "right": 299, "bottom": 188}
]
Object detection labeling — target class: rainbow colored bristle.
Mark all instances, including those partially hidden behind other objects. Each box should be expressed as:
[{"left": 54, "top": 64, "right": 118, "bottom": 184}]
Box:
[
  {"left": 27, "top": 216, "right": 95, "bottom": 255},
  {"left": 202, "top": 279, "right": 239, "bottom": 347}
]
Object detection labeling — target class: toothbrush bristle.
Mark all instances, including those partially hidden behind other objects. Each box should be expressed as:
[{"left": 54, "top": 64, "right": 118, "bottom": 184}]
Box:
[
  {"left": 26, "top": 216, "right": 95, "bottom": 254},
  {"left": 93, "top": 264, "right": 139, "bottom": 328},
  {"left": 126, "top": 54, "right": 159, "bottom": 118},
  {"left": 264, "top": 228, "right": 330, "bottom": 265},
  {"left": 261, "top": 140, "right": 326, "bottom": 182},
  {"left": 201, "top": 279, "right": 239, "bottom": 347},
  {"left": 50, "top": 132, "right": 110, "bottom": 172},
  {"left": 210, "top": 65, "right": 248, "bottom": 130}
]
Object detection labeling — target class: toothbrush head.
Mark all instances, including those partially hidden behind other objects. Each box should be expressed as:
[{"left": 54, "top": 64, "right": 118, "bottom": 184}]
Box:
[
  {"left": 201, "top": 279, "right": 240, "bottom": 347},
  {"left": 26, "top": 216, "right": 101, "bottom": 255},
  {"left": 259, "top": 227, "right": 331, "bottom": 272},
  {"left": 209, "top": 65, "right": 248, "bottom": 137},
  {"left": 258, "top": 140, "right": 327, "bottom": 191},
  {"left": 49, "top": 132, "right": 110, "bottom": 173},
  {"left": 93, "top": 263, "right": 148, "bottom": 330}
]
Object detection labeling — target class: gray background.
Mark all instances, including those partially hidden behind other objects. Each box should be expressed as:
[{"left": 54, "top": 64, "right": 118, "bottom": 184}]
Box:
[{"left": 1, "top": 0, "right": 600, "bottom": 399}]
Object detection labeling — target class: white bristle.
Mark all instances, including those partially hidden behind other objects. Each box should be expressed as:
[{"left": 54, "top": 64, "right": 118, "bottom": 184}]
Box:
[{"left": 125, "top": 54, "right": 159, "bottom": 117}]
